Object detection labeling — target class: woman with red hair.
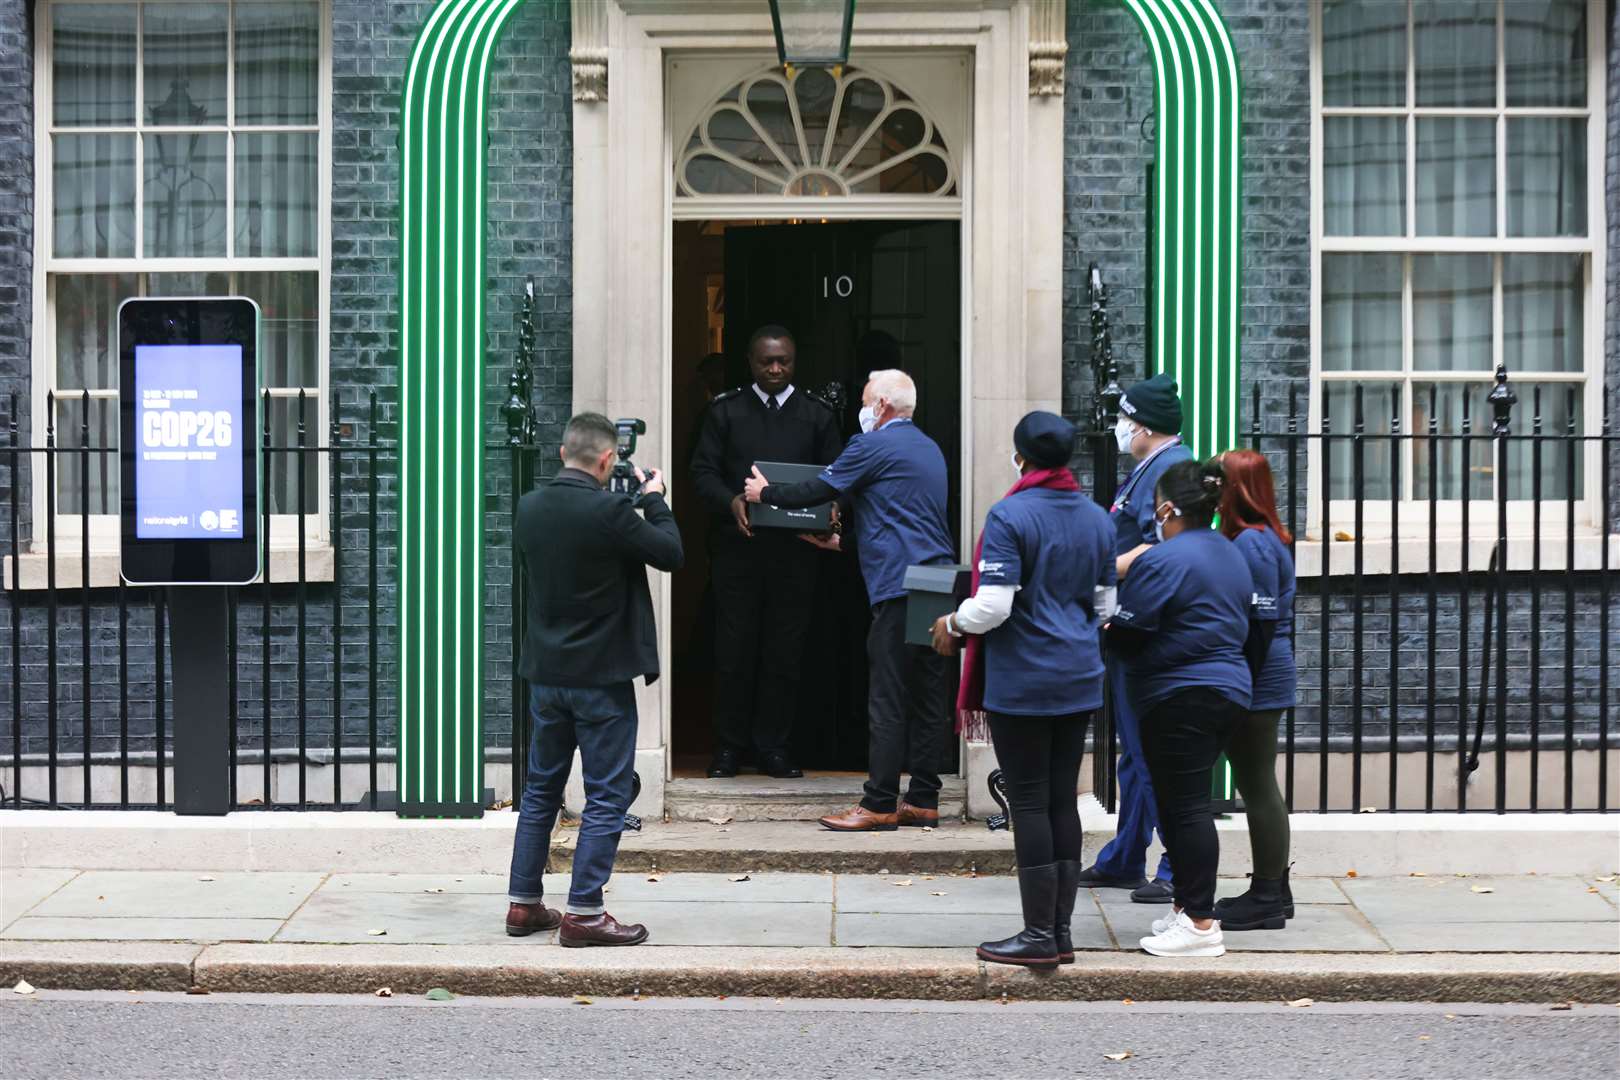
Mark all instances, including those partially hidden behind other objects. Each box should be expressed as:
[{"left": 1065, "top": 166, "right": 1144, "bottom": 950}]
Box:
[{"left": 1213, "top": 449, "right": 1297, "bottom": 932}]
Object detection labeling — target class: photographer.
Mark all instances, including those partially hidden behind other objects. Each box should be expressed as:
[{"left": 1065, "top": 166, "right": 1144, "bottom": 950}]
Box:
[{"left": 505, "top": 412, "right": 683, "bottom": 947}]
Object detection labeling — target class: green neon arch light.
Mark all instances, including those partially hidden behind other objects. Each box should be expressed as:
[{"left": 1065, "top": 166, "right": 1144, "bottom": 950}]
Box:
[
  {"left": 397, "top": 0, "right": 528, "bottom": 817},
  {"left": 1106, "top": 0, "right": 1242, "bottom": 460}
]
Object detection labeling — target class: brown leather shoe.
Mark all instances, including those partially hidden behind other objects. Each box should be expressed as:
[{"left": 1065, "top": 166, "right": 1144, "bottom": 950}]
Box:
[
  {"left": 896, "top": 801, "right": 939, "bottom": 828},
  {"left": 559, "top": 911, "right": 649, "bottom": 948},
  {"left": 818, "top": 804, "right": 899, "bottom": 832},
  {"left": 505, "top": 901, "right": 562, "bottom": 937}
]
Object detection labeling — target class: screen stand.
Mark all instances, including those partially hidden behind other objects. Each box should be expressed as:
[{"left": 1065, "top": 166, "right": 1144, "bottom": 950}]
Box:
[{"left": 168, "top": 586, "right": 232, "bottom": 815}]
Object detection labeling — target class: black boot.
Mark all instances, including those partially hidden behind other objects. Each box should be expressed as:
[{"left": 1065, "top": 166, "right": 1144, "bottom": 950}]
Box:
[
  {"left": 1054, "top": 859, "right": 1081, "bottom": 965},
  {"left": 1281, "top": 865, "right": 1295, "bottom": 918},
  {"left": 1212, "top": 873, "right": 1288, "bottom": 931},
  {"left": 977, "top": 863, "right": 1060, "bottom": 970}
]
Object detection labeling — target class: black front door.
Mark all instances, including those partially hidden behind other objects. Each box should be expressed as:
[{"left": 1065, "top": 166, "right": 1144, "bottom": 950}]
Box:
[{"left": 715, "top": 220, "right": 963, "bottom": 771}]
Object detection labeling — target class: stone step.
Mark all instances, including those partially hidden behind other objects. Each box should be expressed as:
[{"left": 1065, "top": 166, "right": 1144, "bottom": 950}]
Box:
[{"left": 664, "top": 774, "right": 968, "bottom": 824}]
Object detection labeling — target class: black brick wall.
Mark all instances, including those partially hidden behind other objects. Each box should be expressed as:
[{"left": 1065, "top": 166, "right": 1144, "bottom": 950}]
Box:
[{"left": 0, "top": 0, "right": 33, "bottom": 523}]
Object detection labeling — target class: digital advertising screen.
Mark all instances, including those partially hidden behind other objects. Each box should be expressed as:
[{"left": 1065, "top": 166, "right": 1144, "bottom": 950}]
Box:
[{"left": 133, "top": 344, "right": 246, "bottom": 540}]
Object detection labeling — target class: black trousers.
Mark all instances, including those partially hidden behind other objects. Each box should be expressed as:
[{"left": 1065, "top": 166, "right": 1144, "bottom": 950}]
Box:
[
  {"left": 987, "top": 711, "right": 1090, "bottom": 869},
  {"left": 860, "top": 597, "right": 951, "bottom": 813},
  {"left": 1139, "top": 686, "right": 1245, "bottom": 919},
  {"left": 710, "top": 532, "right": 818, "bottom": 756}
]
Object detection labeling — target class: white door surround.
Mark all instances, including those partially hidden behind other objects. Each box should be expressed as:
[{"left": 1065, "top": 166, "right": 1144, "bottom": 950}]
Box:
[{"left": 569, "top": 1, "right": 1067, "bottom": 816}]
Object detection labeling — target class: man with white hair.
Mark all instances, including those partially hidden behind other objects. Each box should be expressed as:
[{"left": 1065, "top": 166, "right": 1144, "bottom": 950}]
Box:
[{"left": 745, "top": 368, "right": 956, "bottom": 831}]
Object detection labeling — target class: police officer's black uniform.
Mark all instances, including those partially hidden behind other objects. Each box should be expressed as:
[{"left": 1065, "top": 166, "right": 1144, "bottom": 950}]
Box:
[{"left": 690, "top": 384, "right": 843, "bottom": 774}]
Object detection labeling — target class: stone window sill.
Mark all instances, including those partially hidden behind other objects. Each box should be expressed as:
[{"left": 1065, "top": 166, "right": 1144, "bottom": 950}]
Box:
[
  {"left": 1292, "top": 532, "right": 1619, "bottom": 578},
  {"left": 3, "top": 545, "right": 336, "bottom": 591}
]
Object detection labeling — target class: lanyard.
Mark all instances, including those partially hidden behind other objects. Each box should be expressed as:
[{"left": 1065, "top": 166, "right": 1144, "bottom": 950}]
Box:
[{"left": 1111, "top": 438, "right": 1181, "bottom": 514}]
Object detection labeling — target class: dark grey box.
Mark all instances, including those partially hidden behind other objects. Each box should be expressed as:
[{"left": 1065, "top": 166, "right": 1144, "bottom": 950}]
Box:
[
  {"left": 903, "top": 564, "right": 972, "bottom": 646},
  {"left": 749, "top": 461, "right": 834, "bottom": 533}
]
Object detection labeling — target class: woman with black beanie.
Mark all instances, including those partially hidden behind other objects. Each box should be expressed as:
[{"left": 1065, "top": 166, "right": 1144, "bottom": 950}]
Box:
[
  {"left": 1103, "top": 458, "right": 1255, "bottom": 957},
  {"left": 930, "top": 411, "right": 1115, "bottom": 970}
]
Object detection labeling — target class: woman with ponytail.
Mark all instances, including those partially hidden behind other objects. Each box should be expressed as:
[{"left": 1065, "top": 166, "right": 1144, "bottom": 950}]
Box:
[
  {"left": 930, "top": 411, "right": 1115, "bottom": 971},
  {"left": 1212, "top": 449, "right": 1297, "bottom": 931},
  {"left": 1103, "top": 458, "right": 1255, "bottom": 957}
]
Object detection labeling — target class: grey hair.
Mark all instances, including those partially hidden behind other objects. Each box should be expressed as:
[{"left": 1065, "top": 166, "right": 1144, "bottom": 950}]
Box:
[
  {"left": 865, "top": 369, "right": 917, "bottom": 415},
  {"left": 561, "top": 412, "right": 616, "bottom": 465}
]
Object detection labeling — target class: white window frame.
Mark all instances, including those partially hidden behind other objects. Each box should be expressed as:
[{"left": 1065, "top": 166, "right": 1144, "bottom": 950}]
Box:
[
  {"left": 29, "top": 0, "right": 332, "bottom": 557},
  {"left": 1307, "top": 0, "right": 1607, "bottom": 549}
]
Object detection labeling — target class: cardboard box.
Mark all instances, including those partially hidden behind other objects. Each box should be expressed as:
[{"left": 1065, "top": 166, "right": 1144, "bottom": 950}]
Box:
[
  {"left": 903, "top": 563, "right": 972, "bottom": 645},
  {"left": 749, "top": 460, "right": 835, "bottom": 533}
]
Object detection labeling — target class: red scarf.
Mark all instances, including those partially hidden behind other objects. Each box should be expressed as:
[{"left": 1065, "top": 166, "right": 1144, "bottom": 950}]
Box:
[{"left": 954, "top": 466, "right": 1081, "bottom": 738}]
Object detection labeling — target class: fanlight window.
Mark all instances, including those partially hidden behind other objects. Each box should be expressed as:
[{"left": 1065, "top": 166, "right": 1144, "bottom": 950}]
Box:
[{"left": 676, "top": 67, "right": 957, "bottom": 198}]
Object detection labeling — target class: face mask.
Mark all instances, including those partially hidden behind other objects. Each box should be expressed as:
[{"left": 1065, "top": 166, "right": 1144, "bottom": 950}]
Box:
[
  {"left": 1010, "top": 450, "right": 1023, "bottom": 478},
  {"left": 1114, "top": 417, "right": 1138, "bottom": 453},
  {"left": 1153, "top": 501, "right": 1181, "bottom": 543},
  {"left": 858, "top": 405, "right": 878, "bottom": 434}
]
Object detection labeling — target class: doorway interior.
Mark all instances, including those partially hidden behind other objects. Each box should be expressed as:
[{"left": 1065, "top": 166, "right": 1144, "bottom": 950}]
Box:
[{"left": 669, "top": 218, "right": 964, "bottom": 777}]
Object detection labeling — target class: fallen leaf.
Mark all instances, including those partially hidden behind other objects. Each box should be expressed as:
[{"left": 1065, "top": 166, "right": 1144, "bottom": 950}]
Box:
[
  {"left": 366, "top": 928, "right": 388, "bottom": 936},
  {"left": 878, "top": 867, "right": 890, "bottom": 875},
  {"left": 424, "top": 887, "right": 445, "bottom": 894},
  {"left": 707, "top": 817, "right": 733, "bottom": 826},
  {"left": 729, "top": 874, "right": 751, "bottom": 883},
  {"left": 573, "top": 996, "right": 594, "bottom": 1005},
  {"left": 12, "top": 980, "right": 35, "bottom": 996},
  {"left": 1443, "top": 1014, "right": 1456, "bottom": 1020},
  {"left": 1334, "top": 530, "right": 1354, "bottom": 542},
  {"left": 930, "top": 891, "right": 947, "bottom": 897},
  {"left": 920, "top": 875, "right": 935, "bottom": 881},
  {"left": 198, "top": 876, "right": 215, "bottom": 882},
  {"left": 646, "top": 874, "right": 663, "bottom": 883},
  {"left": 1286, "top": 998, "right": 1315, "bottom": 1008},
  {"left": 890, "top": 878, "right": 914, "bottom": 887},
  {"left": 1549, "top": 1001, "right": 1573, "bottom": 1011},
  {"left": 1418, "top": 1035, "right": 1431, "bottom": 1041},
  {"left": 186, "top": 986, "right": 210, "bottom": 996},
  {"left": 1358, "top": 806, "right": 1376, "bottom": 814},
  {"left": 921, "top": 826, "right": 933, "bottom": 832},
  {"left": 375, "top": 987, "right": 393, "bottom": 998},
  {"left": 1596, "top": 876, "right": 1616, "bottom": 883},
  {"left": 1454, "top": 872, "right": 1472, "bottom": 878},
  {"left": 1345, "top": 870, "right": 1358, "bottom": 879},
  {"left": 1122, "top": 997, "right": 1135, "bottom": 1005},
  {"left": 1470, "top": 885, "right": 1495, "bottom": 894},
  {"left": 1588, "top": 887, "right": 1600, "bottom": 893},
  {"left": 1103, "top": 1051, "right": 1133, "bottom": 1062},
  {"left": 1410, "top": 872, "right": 1427, "bottom": 877},
  {"left": 425, "top": 988, "right": 454, "bottom": 1002}
]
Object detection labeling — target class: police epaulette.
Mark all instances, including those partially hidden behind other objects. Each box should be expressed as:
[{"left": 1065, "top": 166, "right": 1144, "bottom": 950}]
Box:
[
  {"left": 711, "top": 386, "right": 746, "bottom": 403},
  {"left": 803, "top": 390, "right": 836, "bottom": 411}
]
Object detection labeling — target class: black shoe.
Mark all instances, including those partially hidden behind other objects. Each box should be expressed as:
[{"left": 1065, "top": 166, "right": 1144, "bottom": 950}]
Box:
[
  {"left": 1130, "top": 879, "right": 1174, "bottom": 904},
  {"left": 1282, "top": 865, "right": 1295, "bottom": 918},
  {"left": 1212, "top": 874, "right": 1288, "bottom": 931},
  {"left": 1075, "top": 864, "right": 1148, "bottom": 891},
  {"left": 1054, "top": 859, "right": 1082, "bottom": 965},
  {"left": 977, "top": 863, "right": 1061, "bottom": 971},
  {"left": 759, "top": 751, "right": 803, "bottom": 779},
  {"left": 707, "top": 747, "right": 739, "bottom": 779}
]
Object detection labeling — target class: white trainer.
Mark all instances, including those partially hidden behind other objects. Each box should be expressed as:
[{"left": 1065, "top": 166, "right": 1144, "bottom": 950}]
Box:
[
  {"left": 1139, "top": 911, "right": 1226, "bottom": 957},
  {"left": 1151, "top": 908, "right": 1182, "bottom": 936}
]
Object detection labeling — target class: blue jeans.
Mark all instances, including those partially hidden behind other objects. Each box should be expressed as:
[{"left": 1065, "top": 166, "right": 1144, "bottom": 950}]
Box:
[
  {"left": 507, "top": 682, "right": 638, "bottom": 915},
  {"left": 1093, "top": 660, "right": 1173, "bottom": 884}
]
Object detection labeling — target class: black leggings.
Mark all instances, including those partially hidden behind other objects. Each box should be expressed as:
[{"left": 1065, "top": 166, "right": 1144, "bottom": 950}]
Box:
[
  {"left": 986, "top": 711, "right": 1090, "bottom": 869},
  {"left": 1139, "top": 687, "right": 1245, "bottom": 918}
]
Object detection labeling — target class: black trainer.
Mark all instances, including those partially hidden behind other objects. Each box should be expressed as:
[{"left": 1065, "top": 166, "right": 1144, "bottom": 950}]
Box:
[
  {"left": 1130, "top": 879, "right": 1174, "bottom": 904},
  {"left": 1212, "top": 873, "right": 1288, "bottom": 931},
  {"left": 1075, "top": 864, "right": 1148, "bottom": 891},
  {"left": 706, "top": 747, "right": 739, "bottom": 778},
  {"left": 977, "top": 863, "right": 1061, "bottom": 970},
  {"left": 1053, "top": 859, "right": 1082, "bottom": 965}
]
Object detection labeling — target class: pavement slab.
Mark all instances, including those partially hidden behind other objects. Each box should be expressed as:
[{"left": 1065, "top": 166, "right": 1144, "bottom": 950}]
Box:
[
  {"left": 1093, "top": 896, "right": 1390, "bottom": 953},
  {"left": 834, "top": 874, "right": 1020, "bottom": 915},
  {"left": 0, "top": 940, "right": 202, "bottom": 991},
  {"left": 277, "top": 890, "right": 553, "bottom": 946},
  {"left": 835, "top": 912, "right": 1114, "bottom": 950},
  {"left": 32, "top": 870, "right": 325, "bottom": 920},
  {"left": 0, "top": 868, "right": 80, "bottom": 927},
  {"left": 605, "top": 871, "right": 833, "bottom": 904},
  {"left": 1374, "top": 920, "right": 1620, "bottom": 953},
  {"left": 2, "top": 916, "right": 284, "bottom": 942},
  {"left": 1338, "top": 874, "right": 1618, "bottom": 924},
  {"left": 606, "top": 900, "right": 833, "bottom": 947}
]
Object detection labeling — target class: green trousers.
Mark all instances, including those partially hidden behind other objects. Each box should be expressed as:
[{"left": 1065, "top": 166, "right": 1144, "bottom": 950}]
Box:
[{"left": 1226, "top": 708, "right": 1291, "bottom": 879}]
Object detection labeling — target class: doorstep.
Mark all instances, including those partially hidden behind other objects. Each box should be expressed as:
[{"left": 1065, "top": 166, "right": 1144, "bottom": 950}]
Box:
[{"left": 665, "top": 773, "right": 967, "bottom": 823}]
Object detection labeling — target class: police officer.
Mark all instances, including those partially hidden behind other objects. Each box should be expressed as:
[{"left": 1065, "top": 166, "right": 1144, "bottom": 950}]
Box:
[
  {"left": 1078, "top": 372, "right": 1193, "bottom": 904},
  {"left": 690, "top": 325, "right": 843, "bottom": 779}
]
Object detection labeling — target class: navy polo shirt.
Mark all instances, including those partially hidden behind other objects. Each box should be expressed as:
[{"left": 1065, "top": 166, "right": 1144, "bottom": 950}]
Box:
[
  {"left": 820, "top": 418, "right": 954, "bottom": 605},
  {"left": 976, "top": 488, "right": 1116, "bottom": 716},
  {"left": 1233, "top": 526, "right": 1297, "bottom": 711},
  {"left": 1111, "top": 528, "right": 1254, "bottom": 712},
  {"left": 1110, "top": 440, "right": 1193, "bottom": 556}
]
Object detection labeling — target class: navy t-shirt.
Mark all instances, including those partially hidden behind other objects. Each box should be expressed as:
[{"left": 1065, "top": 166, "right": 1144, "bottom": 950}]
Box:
[
  {"left": 1233, "top": 526, "right": 1297, "bottom": 710},
  {"left": 976, "top": 488, "right": 1116, "bottom": 716},
  {"left": 1111, "top": 528, "right": 1254, "bottom": 712},
  {"left": 1110, "top": 440, "right": 1193, "bottom": 556},
  {"left": 820, "top": 418, "right": 955, "bottom": 605}
]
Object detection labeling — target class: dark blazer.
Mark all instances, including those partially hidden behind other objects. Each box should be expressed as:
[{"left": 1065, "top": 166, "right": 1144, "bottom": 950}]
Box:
[{"left": 515, "top": 468, "right": 684, "bottom": 687}]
